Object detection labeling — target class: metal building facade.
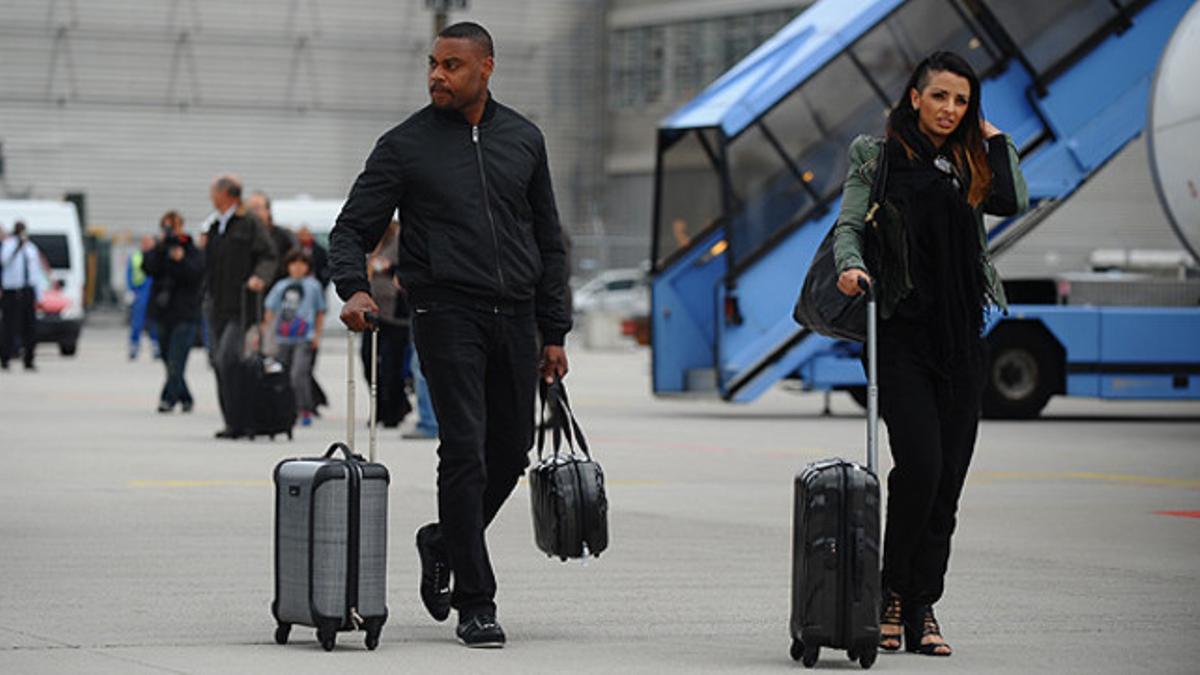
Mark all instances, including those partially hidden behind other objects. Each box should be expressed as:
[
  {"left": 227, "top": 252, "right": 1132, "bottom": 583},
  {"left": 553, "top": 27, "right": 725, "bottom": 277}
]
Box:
[{"left": 0, "top": 0, "right": 605, "bottom": 239}]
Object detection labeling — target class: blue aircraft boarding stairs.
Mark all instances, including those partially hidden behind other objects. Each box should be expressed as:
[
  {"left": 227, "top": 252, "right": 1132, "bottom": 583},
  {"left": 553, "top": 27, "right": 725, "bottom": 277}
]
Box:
[{"left": 650, "top": 0, "right": 1193, "bottom": 404}]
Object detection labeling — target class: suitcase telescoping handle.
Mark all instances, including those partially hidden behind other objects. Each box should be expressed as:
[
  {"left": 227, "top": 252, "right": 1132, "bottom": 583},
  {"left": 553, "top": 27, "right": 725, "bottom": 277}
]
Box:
[
  {"left": 858, "top": 277, "right": 878, "bottom": 475},
  {"left": 344, "top": 313, "right": 380, "bottom": 463}
]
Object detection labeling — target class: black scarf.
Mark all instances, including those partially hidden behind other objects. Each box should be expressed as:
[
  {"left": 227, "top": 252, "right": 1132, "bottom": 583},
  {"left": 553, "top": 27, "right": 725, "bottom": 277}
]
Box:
[{"left": 884, "top": 123, "right": 986, "bottom": 373}]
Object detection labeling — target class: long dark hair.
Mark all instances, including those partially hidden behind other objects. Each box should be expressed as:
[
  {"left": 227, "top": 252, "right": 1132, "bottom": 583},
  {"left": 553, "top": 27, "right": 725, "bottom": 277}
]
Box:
[{"left": 887, "top": 51, "right": 991, "bottom": 207}]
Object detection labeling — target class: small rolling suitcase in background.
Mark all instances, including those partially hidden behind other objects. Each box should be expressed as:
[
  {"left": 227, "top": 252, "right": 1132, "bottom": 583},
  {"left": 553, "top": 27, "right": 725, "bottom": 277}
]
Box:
[
  {"left": 232, "top": 291, "right": 296, "bottom": 440},
  {"left": 790, "top": 279, "right": 882, "bottom": 670},
  {"left": 529, "top": 377, "right": 609, "bottom": 561},
  {"left": 272, "top": 326, "right": 388, "bottom": 651}
]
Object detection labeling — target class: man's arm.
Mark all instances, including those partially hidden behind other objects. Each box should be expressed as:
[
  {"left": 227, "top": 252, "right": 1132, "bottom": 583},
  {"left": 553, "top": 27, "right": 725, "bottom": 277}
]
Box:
[
  {"left": 330, "top": 134, "right": 405, "bottom": 303},
  {"left": 249, "top": 220, "right": 278, "bottom": 289},
  {"left": 527, "top": 135, "right": 572, "bottom": 347}
]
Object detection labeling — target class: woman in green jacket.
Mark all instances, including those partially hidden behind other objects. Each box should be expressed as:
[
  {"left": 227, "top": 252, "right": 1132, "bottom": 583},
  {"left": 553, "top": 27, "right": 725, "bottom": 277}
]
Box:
[{"left": 832, "top": 51, "right": 1028, "bottom": 657}]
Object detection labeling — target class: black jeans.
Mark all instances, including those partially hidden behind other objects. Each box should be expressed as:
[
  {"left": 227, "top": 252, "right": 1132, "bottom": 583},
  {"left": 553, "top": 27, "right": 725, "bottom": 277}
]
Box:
[
  {"left": 1, "top": 288, "right": 37, "bottom": 367},
  {"left": 412, "top": 300, "right": 538, "bottom": 619},
  {"left": 157, "top": 320, "right": 198, "bottom": 407},
  {"left": 873, "top": 318, "right": 986, "bottom": 607}
]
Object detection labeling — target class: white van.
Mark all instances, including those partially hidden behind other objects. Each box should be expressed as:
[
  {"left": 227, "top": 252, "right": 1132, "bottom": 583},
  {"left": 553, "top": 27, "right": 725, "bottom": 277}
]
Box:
[{"left": 0, "top": 200, "right": 86, "bottom": 355}]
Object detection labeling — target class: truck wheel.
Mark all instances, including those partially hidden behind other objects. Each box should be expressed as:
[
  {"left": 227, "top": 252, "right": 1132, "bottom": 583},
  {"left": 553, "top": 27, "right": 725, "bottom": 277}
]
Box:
[
  {"left": 59, "top": 341, "right": 77, "bottom": 356},
  {"left": 983, "top": 329, "right": 1058, "bottom": 419}
]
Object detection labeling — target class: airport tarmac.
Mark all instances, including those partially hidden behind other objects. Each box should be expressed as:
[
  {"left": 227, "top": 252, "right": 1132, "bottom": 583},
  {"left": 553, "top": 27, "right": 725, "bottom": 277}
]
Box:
[{"left": 1, "top": 325, "right": 1197, "bottom": 674}]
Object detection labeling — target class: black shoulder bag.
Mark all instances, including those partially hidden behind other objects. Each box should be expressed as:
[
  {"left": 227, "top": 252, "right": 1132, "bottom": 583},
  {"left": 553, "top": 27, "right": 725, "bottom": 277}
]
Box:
[{"left": 792, "top": 141, "right": 888, "bottom": 343}]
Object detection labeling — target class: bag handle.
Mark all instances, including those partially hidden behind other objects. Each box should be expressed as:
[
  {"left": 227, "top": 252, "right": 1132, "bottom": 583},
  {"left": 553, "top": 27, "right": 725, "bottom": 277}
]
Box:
[
  {"left": 535, "top": 377, "right": 590, "bottom": 462},
  {"left": 323, "top": 441, "right": 362, "bottom": 461}
]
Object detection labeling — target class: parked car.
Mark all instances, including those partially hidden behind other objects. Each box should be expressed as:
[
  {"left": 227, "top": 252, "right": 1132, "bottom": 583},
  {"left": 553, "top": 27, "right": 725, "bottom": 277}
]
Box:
[
  {"left": 573, "top": 268, "right": 650, "bottom": 317},
  {"left": 0, "top": 200, "right": 86, "bottom": 356}
]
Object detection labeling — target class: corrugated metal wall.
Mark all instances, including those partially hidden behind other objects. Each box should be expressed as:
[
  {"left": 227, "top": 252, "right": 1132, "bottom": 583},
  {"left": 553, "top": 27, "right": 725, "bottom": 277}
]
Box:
[{"left": 0, "top": 0, "right": 604, "bottom": 239}]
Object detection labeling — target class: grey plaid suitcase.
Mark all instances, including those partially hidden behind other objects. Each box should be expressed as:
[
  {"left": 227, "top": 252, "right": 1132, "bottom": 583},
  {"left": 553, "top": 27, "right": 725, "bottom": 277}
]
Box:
[{"left": 272, "top": 328, "right": 388, "bottom": 651}]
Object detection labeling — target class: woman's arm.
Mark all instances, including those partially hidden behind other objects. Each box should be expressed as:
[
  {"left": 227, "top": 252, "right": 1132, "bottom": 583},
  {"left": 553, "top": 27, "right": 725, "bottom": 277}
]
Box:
[{"left": 982, "top": 131, "right": 1028, "bottom": 217}]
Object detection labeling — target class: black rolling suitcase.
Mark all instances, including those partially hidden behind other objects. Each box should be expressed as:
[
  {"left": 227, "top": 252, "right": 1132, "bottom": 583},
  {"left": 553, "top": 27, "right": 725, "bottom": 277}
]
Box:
[
  {"left": 529, "top": 377, "right": 609, "bottom": 561},
  {"left": 272, "top": 327, "right": 389, "bottom": 651},
  {"left": 790, "top": 279, "right": 882, "bottom": 670},
  {"left": 230, "top": 291, "right": 296, "bottom": 440}
]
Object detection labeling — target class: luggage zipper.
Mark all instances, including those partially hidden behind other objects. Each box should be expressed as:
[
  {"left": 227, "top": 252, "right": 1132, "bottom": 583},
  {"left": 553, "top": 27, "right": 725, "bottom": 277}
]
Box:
[
  {"left": 472, "top": 125, "right": 507, "bottom": 297},
  {"left": 345, "top": 459, "right": 362, "bottom": 630}
]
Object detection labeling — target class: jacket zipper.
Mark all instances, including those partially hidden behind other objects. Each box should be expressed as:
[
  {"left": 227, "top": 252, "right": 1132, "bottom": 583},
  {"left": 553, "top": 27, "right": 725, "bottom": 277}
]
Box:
[{"left": 472, "top": 125, "right": 507, "bottom": 298}]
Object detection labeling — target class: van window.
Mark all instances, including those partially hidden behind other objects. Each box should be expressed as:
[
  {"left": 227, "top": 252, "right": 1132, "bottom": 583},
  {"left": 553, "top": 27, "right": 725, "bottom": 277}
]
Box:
[
  {"left": 605, "top": 279, "right": 638, "bottom": 292},
  {"left": 29, "top": 234, "right": 70, "bottom": 269}
]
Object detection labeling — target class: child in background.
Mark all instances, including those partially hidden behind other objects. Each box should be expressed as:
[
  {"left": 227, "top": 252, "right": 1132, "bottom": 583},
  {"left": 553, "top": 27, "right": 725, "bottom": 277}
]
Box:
[{"left": 263, "top": 250, "right": 326, "bottom": 427}]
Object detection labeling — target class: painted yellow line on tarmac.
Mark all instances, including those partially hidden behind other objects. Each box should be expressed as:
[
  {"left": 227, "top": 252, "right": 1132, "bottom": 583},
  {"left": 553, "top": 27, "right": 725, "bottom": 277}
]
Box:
[
  {"left": 971, "top": 471, "right": 1200, "bottom": 489},
  {"left": 129, "top": 479, "right": 271, "bottom": 488}
]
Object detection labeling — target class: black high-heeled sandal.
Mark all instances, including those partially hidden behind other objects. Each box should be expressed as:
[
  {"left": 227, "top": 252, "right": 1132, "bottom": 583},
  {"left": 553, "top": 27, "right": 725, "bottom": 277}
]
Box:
[
  {"left": 903, "top": 604, "right": 952, "bottom": 657},
  {"left": 879, "top": 590, "right": 903, "bottom": 651}
]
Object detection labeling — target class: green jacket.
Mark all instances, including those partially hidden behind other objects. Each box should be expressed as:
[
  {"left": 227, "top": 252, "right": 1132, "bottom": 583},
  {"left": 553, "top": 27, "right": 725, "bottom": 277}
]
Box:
[{"left": 831, "top": 134, "right": 1028, "bottom": 318}]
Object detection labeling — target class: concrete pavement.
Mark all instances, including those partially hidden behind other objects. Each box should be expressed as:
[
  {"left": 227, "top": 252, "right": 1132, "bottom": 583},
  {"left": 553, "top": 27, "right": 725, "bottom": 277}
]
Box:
[{"left": 0, "top": 325, "right": 1197, "bottom": 673}]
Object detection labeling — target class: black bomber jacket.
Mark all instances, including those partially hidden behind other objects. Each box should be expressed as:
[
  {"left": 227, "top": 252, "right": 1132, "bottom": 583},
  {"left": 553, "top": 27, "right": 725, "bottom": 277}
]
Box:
[{"left": 330, "top": 95, "right": 572, "bottom": 345}]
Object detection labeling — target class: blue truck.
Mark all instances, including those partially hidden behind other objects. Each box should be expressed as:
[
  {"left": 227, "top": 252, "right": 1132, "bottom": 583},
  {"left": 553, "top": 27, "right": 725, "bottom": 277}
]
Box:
[{"left": 649, "top": 0, "right": 1200, "bottom": 418}]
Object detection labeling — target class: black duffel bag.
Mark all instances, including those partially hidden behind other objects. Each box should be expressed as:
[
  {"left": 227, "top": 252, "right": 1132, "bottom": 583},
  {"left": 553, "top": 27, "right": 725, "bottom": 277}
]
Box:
[
  {"left": 529, "top": 377, "right": 609, "bottom": 562},
  {"left": 793, "top": 140, "right": 888, "bottom": 343}
]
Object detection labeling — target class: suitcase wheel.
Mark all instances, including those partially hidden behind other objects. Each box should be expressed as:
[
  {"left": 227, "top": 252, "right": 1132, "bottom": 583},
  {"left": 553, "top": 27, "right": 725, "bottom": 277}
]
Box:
[
  {"left": 789, "top": 639, "right": 804, "bottom": 662},
  {"left": 318, "top": 631, "right": 336, "bottom": 652},
  {"left": 274, "top": 623, "right": 290, "bottom": 645},
  {"left": 802, "top": 644, "right": 820, "bottom": 668},
  {"left": 287, "top": 430, "right": 294, "bottom": 441},
  {"left": 858, "top": 646, "right": 877, "bottom": 670},
  {"left": 365, "top": 630, "right": 380, "bottom": 651}
]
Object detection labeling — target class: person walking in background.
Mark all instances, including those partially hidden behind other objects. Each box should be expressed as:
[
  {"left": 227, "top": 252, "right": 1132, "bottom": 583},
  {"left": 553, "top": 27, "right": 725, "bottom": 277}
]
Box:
[
  {"left": 204, "top": 175, "right": 278, "bottom": 439},
  {"left": 143, "top": 210, "right": 204, "bottom": 413},
  {"left": 833, "top": 52, "right": 1028, "bottom": 657},
  {"left": 296, "top": 226, "right": 331, "bottom": 289},
  {"left": 246, "top": 191, "right": 297, "bottom": 288},
  {"left": 331, "top": 22, "right": 572, "bottom": 648},
  {"left": 402, "top": 352, "right": 439, "bottom": 440},
  {"left": 295, "top": 225, "right": 331, "bottom": 415},
  {"left": 361, "top": 221, "right": 412, "bottom": 428},
  {"left": 127, "top": 235, "right": 160, "bottom": 360},
  {"left": 0, "top": 221, "right": 47, "bottom": 371},
  {"left": 263, "top": 250, "right": 326, "bottom": 427}
]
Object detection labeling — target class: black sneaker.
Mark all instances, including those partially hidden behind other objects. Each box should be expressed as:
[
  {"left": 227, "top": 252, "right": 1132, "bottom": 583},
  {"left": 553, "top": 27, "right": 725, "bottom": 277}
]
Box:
[
  {"left": 416, "top": 523, "right": 451, "bottom": 622},
  {"left": 456, "top": 614, "right": 505, "bottom": 648}
]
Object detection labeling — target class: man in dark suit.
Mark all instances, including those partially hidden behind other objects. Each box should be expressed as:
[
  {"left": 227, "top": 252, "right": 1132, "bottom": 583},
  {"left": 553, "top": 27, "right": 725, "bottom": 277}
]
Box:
[
  {"left": 204, "top": 175, "right": 278, "bottom": 439},
  {"left": 246, "top": 191, "right": 297, "bottom": 287}
]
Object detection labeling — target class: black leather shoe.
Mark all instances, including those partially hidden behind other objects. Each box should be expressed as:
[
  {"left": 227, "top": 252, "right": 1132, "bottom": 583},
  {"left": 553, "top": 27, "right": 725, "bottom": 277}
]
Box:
[
  {"left": 181, "top": 401, "right": 194, "bottom": 413},
  {"left": 456, "top": 614, "right": 505, "bottom": 648},
  {"left": 157, "top": 401, "right": 174, "bottom": 413},
  {"left": 214, "top": 428, "right": 243, "bottom": 439},
  {"left": 416, "top": 523, "right": 451, "bottom": 622}
]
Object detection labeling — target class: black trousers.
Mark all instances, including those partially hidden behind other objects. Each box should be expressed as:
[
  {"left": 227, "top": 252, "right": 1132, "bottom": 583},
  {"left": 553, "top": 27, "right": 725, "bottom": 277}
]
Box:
[
  {"left": 874, "top": 318, "right": 986, "bottom": 607},
  {"left": 208, "top": 315, "right": 244, "bottom": 431},
  {"left": 1, "top": 288, "right": 37, "bottom": 367},
  {"left": 412, "top": 300, "right": 538, "bottom": 619}
]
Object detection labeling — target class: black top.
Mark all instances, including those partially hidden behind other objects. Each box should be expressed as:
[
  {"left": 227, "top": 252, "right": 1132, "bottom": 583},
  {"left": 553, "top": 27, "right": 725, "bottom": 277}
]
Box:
[
  {"left": 328, "top": 95, "right": 572, "bottom": 345},
  {"left": 143, "top": 234, "right": 205, "bottom": 323},
  {"left": 204, "top": 209, "right": 278, "bottom": 322}
]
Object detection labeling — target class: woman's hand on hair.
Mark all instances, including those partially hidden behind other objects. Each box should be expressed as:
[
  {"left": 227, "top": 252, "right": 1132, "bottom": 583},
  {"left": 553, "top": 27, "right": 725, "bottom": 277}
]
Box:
[
  {"left": 980, "top": 118, "right": 1002, "bottom": 139},
  {"left": 837, "top": 268, "right": 871, "bottom": 297}
]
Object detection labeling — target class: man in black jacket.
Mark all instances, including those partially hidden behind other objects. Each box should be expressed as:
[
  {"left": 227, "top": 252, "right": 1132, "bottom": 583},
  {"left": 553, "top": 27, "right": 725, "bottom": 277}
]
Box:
[
  {"left": 204, "top": 175, "right": 278, "bottom": 439},
  {"left": 331, "top": 22, "right": 571, "bottom": 649}
]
